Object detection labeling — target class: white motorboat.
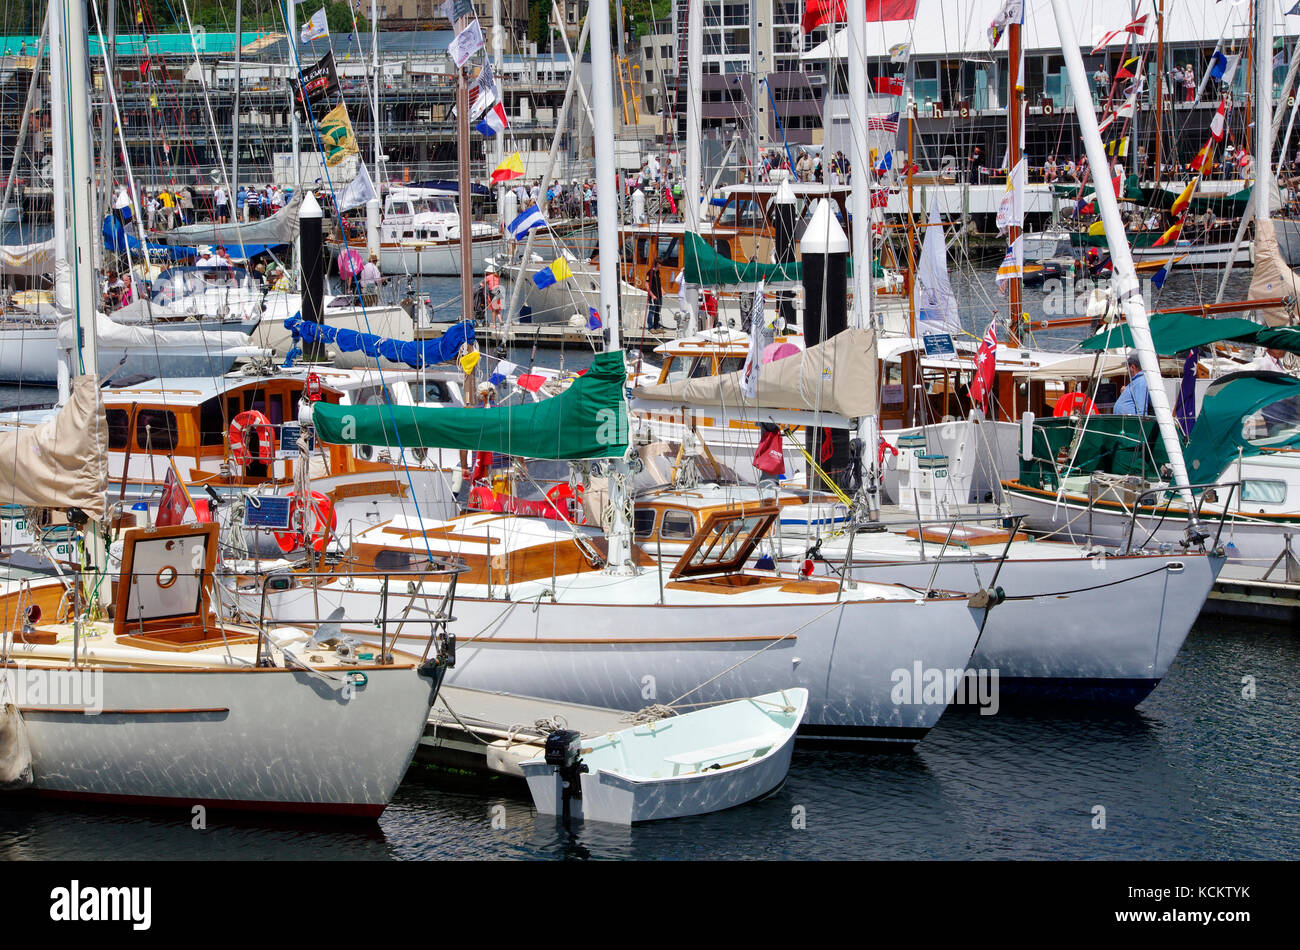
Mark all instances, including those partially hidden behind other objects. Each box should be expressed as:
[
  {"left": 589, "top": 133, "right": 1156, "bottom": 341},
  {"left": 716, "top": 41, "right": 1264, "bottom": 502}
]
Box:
[
  {"left": 339, "top": 187, "right": 499, "bottom": 277},
  {"left": 520, "top": 688, "right": 807, "bottom": 824}
]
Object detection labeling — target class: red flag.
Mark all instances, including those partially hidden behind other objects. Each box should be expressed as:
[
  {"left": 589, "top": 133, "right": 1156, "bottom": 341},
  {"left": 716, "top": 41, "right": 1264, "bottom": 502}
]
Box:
[
  {"left": 140, "top": 57, "right": 151, "bottom": 75},
  {"left": 871, "top": 188, "right": 888, "bottom": 208},
  {"left": 155, "top": 461, "right": 192, "bottom": 528},
  {"left": 968, "top": 320, "right": 998, "bottom": 410},
  {"left": 1153, "top": 220, "right": 1183, "bottom": 247},
  {"left": 801, "top": 0, "right": 845, "bottom": 33},
  {"left": 1188, "top": 140, "right": 1214, "bottom": 174},
  {"left": 874, "top": 76, "right": 905, "bottom": 96},
  {"left": 866, "top": 0, "right": 918, "bottom": 21}
]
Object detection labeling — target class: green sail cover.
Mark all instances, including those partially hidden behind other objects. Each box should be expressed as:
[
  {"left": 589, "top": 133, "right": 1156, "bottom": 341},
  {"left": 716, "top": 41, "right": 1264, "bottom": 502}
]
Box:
[
  {"left": 684, "top": 231, "right": 803, "bottom": 285},
  {"left": 1081, "top": 312, "right": 1267, "bottom": 354},
  {"left": 1183, "top": 372, "right": 1300, "bottom": 481},
  {"left": 1017, "top": 415, "right": 1173, "bottom": 490},
  {"left": 312, "top": 349, "right": 630, "bottom": 459}
]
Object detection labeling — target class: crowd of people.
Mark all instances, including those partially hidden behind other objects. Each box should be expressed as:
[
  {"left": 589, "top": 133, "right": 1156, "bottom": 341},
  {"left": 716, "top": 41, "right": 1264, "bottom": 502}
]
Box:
[{"left": 134, "top": 183, "right": 292, "bottom": 232}]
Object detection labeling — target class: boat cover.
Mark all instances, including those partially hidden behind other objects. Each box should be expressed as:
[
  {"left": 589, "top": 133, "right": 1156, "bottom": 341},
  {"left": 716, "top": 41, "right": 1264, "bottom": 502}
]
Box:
[
  {"left": 283, "top": 317, "right": 473, "bottom": 368},
  {"left": 0, "top": 375, "right": 106, "bottom": 519}
]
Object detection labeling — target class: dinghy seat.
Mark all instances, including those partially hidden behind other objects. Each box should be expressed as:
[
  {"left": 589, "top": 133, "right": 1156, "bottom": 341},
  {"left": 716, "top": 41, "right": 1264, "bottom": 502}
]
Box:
[{"left": 664, "top": 732, "right": 785, "bottom": 776}]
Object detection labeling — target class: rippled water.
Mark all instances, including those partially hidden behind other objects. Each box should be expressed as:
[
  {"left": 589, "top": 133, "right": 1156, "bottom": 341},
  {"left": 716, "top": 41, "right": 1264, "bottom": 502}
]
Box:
[{"left": 3, "top": 620, "right": 1295, "bottom": 861}]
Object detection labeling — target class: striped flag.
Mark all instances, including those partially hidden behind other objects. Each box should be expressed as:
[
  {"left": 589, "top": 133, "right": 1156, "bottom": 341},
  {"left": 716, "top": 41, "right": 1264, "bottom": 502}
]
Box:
[
  {"left": 507, "top": 205, "right": 548, "bottom": 240},
  {"left": 868, "top": 112, "right": 900, "bottom": 132},
  {"left": 475, "top": 101, "right": 508, "bottom": 137},
  {"left": 1091, "top": 13, "right": 1148, "bottom": 53},
  {"left": 995, "top": 236, "right": 1023, "bottom": 295},
  {"left": 1170, "top": 177, "right": 1199, "bottom": 217},
  {"left": 1153, "top": 220, "right": 1183, "bottom": 248}
]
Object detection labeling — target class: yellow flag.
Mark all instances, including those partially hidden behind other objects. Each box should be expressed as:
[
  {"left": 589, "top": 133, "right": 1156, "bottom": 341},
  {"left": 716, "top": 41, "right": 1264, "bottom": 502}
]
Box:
[
  {"left": 1170, "top": 176, "right": 1199, "bottom": 217},
  {"left": 319, "top": 103, "right": 358, "bottom": 168},
  {"left": 491, "top": 152, "right": 525, "bottom": 183},
  {"left": 550, "top": 257, "right": 573, "bottom": 282},
  {"left": 1087, "top": 219, "right": 1106, "bottom": 236}
]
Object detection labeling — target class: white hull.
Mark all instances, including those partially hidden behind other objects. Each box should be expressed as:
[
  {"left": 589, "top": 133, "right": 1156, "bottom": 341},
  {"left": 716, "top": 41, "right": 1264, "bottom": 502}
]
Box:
[
  {"left": 9, "top": 661, "right": 444, "bottom": 816},
  {"left": 0, "top": 324, "right": 255, "bottom": 385},
  {"left": 230, "top": 578, "right": 985, "bottom": 745},
  {"left": 355, "top": 237, "right": 498, "bottom": 277},
  {"left": 1126, "top": 240, "right": 1252, "bottom": 267}
]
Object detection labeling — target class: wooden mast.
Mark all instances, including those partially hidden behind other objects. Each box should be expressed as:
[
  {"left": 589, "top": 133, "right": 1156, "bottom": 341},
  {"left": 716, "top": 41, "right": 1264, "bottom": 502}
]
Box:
[
  {"left": 1154, "top": 0, "right": 1164, "bottom": 184},
  {"left": 994, "top": 17, "right": 1024, "bottom": 422},
  {"left": 457, "top": 68, "right": 474, "bottom": 330},
  {"left": 903, "top": 106, "right": 918, "bottom": 426}
]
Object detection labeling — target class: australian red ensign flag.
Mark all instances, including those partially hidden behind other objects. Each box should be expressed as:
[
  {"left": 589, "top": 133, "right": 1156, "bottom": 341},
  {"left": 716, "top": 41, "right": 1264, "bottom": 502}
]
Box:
[{"left": 968, "top": 320, "right": 999, "bottom": 411}]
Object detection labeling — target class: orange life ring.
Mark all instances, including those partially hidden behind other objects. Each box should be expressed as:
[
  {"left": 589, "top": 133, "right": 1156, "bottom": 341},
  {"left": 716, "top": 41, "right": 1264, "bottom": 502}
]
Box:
[
  {"left": 1053, "top": 392, "right": 1097, "bottom": 417},
  {"left": 229, "top": 410, "right": 275, "bottom": 467},
  {"left": 545, "top": 482, "right": 586, "bottom": 525},
  {"left": 275, "top": 490, "right": 337, "bottom": 553}
]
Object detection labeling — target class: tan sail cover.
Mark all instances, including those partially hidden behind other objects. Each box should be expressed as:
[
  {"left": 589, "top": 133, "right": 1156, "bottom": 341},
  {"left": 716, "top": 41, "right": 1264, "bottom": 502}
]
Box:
[
  {"left": 0, "top": 376, "right": 107, "bottom": 519},
  {"left": 635, "top": 328, "right": 878, "bottom": 419},
  {"left": 1249, "top": 218, "right": 1300, "bottom": 327}
]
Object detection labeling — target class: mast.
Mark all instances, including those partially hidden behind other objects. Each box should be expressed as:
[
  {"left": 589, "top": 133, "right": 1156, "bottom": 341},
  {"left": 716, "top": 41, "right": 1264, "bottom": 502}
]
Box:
[
  {"left": 368, "top": 0, "right": 381, "bottom": 257},
  {"left": 1049, "top": 0, "right": 1200, "bottom": 527},
  {"left": 591, "top": 0, "right": 636, "bottom": 574},
  {"left": 903, "top": 107, "right": 917, "bottom": 426},
  {"left": 1154, "top": 0, "right": 1164, "bottom": 184},
  {"left": 1006, "top": 19, "right": 1022, "bottom": 348},
  {"left": 1255, "top": 0, "right": 1273, "bottom": 227},
  {"left": 49, "top": 0, "right": 66, "bottom": 279},
  {"left": 233, "top": 0, "right": 242, "bottom": 192},
  {"left": 684, "top": 0, "right": 703, "bottom": 332},
  {"left": 490, "top": 0, "right": 505, "bottom": 245},
  {"left": 847, "top": 0, "right": 873, "bottom": 331},
  {"left": 288, "top": 0, "right": 301, "bottom": 201},
  {"left": 457, "top": 67, "right": 474, "bottom": 330}
]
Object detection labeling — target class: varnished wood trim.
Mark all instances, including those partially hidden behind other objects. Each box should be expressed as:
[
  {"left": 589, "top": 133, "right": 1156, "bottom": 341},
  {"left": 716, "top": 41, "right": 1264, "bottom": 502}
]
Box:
[{"left": 19, "top": 706, "right": 230, "bottom": 715}]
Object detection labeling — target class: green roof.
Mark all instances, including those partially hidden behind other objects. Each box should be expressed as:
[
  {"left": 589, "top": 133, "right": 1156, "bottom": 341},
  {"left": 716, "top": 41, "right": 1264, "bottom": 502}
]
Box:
[{"left": 1184, "top": 372, "right": 1300, "bottom": 480}]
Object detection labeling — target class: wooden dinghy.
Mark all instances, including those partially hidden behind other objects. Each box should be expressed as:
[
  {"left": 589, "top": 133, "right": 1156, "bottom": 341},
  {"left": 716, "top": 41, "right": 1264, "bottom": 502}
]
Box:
[{"left": 520, "top": 688, "right": 807, "bottom": 825}]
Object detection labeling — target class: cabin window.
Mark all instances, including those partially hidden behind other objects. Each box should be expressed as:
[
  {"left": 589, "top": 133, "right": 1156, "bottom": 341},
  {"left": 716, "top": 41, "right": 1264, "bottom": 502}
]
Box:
[
  {"left": 135, "top": 409, "right": 178, "bottom": 451},
  {"left": 636, "top": 237, "right": 652, "bottom": 263},
  {"left": 373, "top": 550, "right": 416, "bottom": 573},
  {"left": 1241, "top": 394, "right": 1300, "bottom": 445},
  {"left": 633, "top": 509, "right": 657, "bottom": 539},
  {"left": 660, "top": 510, "right": 695, "bottom": 539},
  {"left": 353, "top": 385, "right": 388, "bottom": 407},
  {"left": 713, "top": 238, "right": 732, "bottom": 258},
  {"left": 413, "top": 379, "right": 454, "bottom": 404},
  {"left": 656, "top": 235, "right": 679, "bottom": 267},
  {"left": 243, "top": 390, "right": 284, "bottom": 425},
  {"left": 1241, "top": 480, "right": 1288, "bottom": 505},
  {"left": 717, "top": 357, "right": 744, "bottom": 375},
  {"left": 199, "top": 397, "right": 228, "bottom": 446},
  {"left": 105, "top": 409, "right": 131, "bottom": 449}
]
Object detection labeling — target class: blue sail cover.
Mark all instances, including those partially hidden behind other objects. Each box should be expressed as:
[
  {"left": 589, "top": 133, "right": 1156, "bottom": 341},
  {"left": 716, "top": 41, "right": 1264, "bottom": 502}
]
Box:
[
  {"left": 102, "top": 216, "right": 281, "bottom": 262},
  {"left": 283, "top": 316, "right": 475, "bottom": 368}
]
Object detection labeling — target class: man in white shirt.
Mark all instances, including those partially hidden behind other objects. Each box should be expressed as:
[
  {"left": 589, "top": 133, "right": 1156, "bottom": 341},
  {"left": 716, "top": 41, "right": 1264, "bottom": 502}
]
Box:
[
  {"left": 213, "top": 185, "right": 228, "bottom": 223},
  {"left": 195, "top": 246, "right": 220, "bottom": 268}
]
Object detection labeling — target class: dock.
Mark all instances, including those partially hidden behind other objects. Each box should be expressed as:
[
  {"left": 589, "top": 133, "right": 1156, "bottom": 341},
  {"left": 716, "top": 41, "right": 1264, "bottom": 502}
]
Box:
[
  {"left": 1204, "top": 563, "right": 1300, "bottom": 625},
  {"left": 415, "top": 684, "right": 632, "bottom": 777}
]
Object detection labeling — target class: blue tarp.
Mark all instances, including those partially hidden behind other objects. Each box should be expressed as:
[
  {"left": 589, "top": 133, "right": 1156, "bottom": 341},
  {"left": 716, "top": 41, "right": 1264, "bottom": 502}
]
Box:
[
  {"left": 283, "top": 315, "right": 475, "bottom": 369},
  {"left": 102, "top": 216, "right": 282, "bottom": 263}
]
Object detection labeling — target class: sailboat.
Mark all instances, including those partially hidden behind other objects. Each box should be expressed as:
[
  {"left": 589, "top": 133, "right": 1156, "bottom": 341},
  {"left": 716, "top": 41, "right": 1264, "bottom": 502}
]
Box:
[{"left": 1, "top": 10, "right": 458, "bottom": 817}]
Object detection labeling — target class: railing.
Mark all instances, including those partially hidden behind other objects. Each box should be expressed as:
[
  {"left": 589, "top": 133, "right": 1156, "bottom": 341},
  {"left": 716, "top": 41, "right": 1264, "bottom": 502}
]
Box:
[{"left": 1121, "top": 480, "right": 1242, "bottom": 556}]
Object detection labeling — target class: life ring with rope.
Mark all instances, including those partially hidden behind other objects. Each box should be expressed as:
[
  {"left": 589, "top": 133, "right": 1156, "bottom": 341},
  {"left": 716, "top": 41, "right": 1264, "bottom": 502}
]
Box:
[
  {"left": 274, "top": 490, "right": 337, "bottom": 554},
  {"left": 229, "top": 410, "right": 275, "bottom": 467},
  {"left": 545, "top": 482, "right": 587, "bottom": 524},
  {"left": 1053, "top": 392, "right": 1097, "bottom": 417}
]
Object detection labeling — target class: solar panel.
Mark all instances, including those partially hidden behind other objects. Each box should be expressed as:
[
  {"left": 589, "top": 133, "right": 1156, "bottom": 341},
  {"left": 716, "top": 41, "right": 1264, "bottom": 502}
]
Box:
[{"left": 243, "top": 495, "right": 293, "bottom": 530}]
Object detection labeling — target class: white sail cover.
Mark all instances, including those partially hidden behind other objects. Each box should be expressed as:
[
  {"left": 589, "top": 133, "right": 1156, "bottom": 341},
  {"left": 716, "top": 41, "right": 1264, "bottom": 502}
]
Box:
[
  {"left": 0, "top": 238, "right": 56, "bottom": 277},
  {"left": 0, "top": 375, "right": 107, "bottom": 518},
  {"left": 916, "top": 203, "right": 963, "bottom": 336},
  {"left": 1249, "top": 217, "right": 1300, "bottom": 327},
  {"left": 634, "top": 328, "right": 878, "bottom": 419},
  {"left": 56, "top": 311, "right": 262, "bottom": 355},
  {"left": 161, "top": 191, "right": 305, "bottom": 247}
]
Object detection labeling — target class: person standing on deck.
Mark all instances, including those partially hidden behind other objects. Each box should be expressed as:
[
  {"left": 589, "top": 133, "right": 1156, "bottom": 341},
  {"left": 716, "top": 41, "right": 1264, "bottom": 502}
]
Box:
[
  {"left": 646, "top": 265, "right": 663, "bottom": 331},
  {"left": 214, "top": 185, "right": 229, "bottom": 223},
  {"left": 236, "top": 186, "right": 248, "bottom": 223},
  {"left": 484, "top": 264, "right": 502, "bottom": 328},
  {"left": 359, "top": 254, "right": 382, "bottom": 306}
]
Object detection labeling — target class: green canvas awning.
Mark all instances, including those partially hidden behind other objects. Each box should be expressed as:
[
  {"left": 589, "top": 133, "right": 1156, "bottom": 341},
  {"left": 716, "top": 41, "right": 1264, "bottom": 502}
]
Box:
[
  {"left": 684, "top": 231, "right": 802, "bottom": 285},
  {"left": 1081, "top": 313, "right": 1267, "bottom": 354},
  {"left": 313, "top": 349, "right": 629, "bottom": 460},
  {"left": 1184, "top": 372, "right": 1300, "bottom": 480}
]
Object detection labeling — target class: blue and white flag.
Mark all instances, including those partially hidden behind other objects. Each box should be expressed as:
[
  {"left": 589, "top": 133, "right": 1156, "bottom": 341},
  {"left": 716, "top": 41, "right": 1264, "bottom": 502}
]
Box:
[
  {"left": 1209, "top": 50, "right": 1229, "bottom": 81},
  {"left": 1151, "top": 254, "right": 1177, "bottom": 290},
  {"left": 507, "top": 205, "right": 548, "bottom": 240}
]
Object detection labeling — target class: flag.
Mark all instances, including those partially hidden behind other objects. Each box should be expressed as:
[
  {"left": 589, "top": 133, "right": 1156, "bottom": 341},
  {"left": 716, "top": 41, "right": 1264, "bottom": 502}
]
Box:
[
  {"left": 337, "top": 162, "right": 378, "bottom": 212},
  {"left": 1213, "top": 53, "right": 1241, "bottom": 85},
  {"left": 319, "top": 103, "right": 358, "bottom": 167},
  {"left": 1153, "top": 220, "right": 1183, "bottom": 247},
  {"left": 300, "top": 7, "right": 329, "bottom": 43},
  {"left": 889, "top": 42, "right": 910, "bottom": 63},
  {"left": 874, "top": 150, "right": 893, "bottom": 174},
  {"left": 1151, "top": 255, "right": 1177, "bottom": 290},
  {"left": 1289, "top": 2, "right": 1300, "bottom": 14},
  {"left": 507, "top": 205, "right": 548, "bottom": 240},
  {"left": 916, "top": 204, "right": 962, "bottom": 335},
  {"left": 874, "top": 76, "right": 905, "bottom": 96},
  {"left": 1115, "top": 56, "right": 1139, "bottom": 81},
  {"left": 149, "top": 93, "right": 158, "bottom": 108},
  {"left": 1170, "top": 176, "right": 1199, "bottom": 216},
  {"left": 868, "top": 112, "right": 900, "bottom": 132},
  {"left": 469, "top": 59, "right": 499, "bottom": 116},
  {"left": 449, "top": 18, "right": 485, "bottom": 68},
  {"left": 995, "top": 235, "right": 1022, "bottom": 295},
  {"left": 870, "top": 188, "right": 888, "bottom": 208},
  {"left": 489, "top": 360, "right": 517, "bottom": 387},
  {"left": 139, "top": 57, "right": 150, "bottom": 75},
  {"left": 996, "top": 158, "right": 1025, "bottom": 234},
  {"left": 531, "top": 257, "right": 573, "bottom": 289},
  {"left": 740, "top": 281, "right": 766, "bottom": 400},
  {"left": 1275, "top": 49, "right": 1287, "bottom": 69},
  {"left": 587, "top": 306, "right": 602, "bottom": 330},
  {"left": 987, "top": 0, "right": 1024, "bottom": 48},
  {"left": 1091, "top": 14, "right": 1148, "bottom": 53},
  {"left": 1208, "top": 98, "right": 1227, "bottom": 141},
  {"left": 1097, "top": 110, "right": 1117, "bottom": 134},
  {"left": 475, "top": 102, "right": 509, "bottom": 137},
  {"left": 491, "top": 152, "right": 525, "bottom": 183},
  {"left": 968, "top": 320, "right": 998, "bottom": 411},
  {"left": 1189, "top": 140, "right": 1214, "bottom": 173},
  {"left": 801, "top": 0, "right": 916, "bottom": 34},
  {"left": 441, "top": 0, "right": 475, "bottom": 22},
  {"left": 155, "top": 459, "right": 194, "bottom": 528}
]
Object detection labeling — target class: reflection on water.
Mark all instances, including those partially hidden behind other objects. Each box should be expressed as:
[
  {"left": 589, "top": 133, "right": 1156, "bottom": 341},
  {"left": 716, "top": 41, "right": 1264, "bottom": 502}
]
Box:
[{"left": 3, "top": 622, "right": 1291, "bottom": 861}]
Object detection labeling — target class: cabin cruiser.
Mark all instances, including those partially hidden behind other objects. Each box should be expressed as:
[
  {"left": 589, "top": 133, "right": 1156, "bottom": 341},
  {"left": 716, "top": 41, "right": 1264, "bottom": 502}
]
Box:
[{"left": 341, "top": 186, "right": 499, "bottom": 277}]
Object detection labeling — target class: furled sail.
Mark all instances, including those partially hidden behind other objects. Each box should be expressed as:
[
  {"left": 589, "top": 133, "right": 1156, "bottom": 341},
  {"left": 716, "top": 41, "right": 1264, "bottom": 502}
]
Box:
[
  {"left": 1248, "top": 218, "right": 1300, "bottom": 327},
  {"left": 634, "top": 328, "right": 878, "bottom": 420},
  {"left": 0, "top": 375, "right": 107, "bottom": 518},
  {"left": 283, "top": 317, "right": 474, "bottom": 368},
  {"left": 160, "top": 191, "right": 305, "bottom": 247},
  {"left": 916, "top": 203, "right": 962, "bottom": 336},
  {"left": 313, "top": 348, "right": 630, "bottom": 459},
  {"left": 0, "top": 238, "right": 56, "bottom": 277}
]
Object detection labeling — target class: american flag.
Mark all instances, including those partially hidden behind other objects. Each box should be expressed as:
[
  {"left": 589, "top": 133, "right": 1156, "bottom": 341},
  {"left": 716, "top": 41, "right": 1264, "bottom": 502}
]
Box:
[{"left": 868, "top": 111, "right": 899, "bottom": 133}]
